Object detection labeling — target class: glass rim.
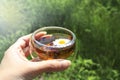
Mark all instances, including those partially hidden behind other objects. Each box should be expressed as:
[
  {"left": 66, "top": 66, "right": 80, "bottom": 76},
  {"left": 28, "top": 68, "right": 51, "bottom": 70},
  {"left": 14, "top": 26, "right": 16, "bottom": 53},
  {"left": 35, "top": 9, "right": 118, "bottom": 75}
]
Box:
[{"left": 32, "top": 26, "right": 76, "bottom": 49}]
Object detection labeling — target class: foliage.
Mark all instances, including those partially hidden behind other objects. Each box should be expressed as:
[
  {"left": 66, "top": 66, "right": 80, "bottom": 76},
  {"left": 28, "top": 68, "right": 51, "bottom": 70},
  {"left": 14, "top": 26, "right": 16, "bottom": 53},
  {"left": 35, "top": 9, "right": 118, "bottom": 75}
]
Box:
[
  {"left": 0, "top": 0, "right": 120, "bottom": 80},
  {"left": 0, "top": 27, "right": 31, "bottom": 61},
  {"left": 27, "top": 0, "right": 120, "bottom": 70},
  {"left": 43, "top": 56, "right": 119, "bottom": 80},
  {"left": 43, "top": 57, "right": 101, "bottom": 80}
]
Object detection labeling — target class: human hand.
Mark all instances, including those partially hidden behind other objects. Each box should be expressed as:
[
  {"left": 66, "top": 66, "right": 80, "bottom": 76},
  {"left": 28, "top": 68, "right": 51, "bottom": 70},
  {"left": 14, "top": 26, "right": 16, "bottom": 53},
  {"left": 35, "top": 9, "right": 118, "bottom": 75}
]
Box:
[{"left": 0, "top": 32, "right": 71, "bottom": 80}]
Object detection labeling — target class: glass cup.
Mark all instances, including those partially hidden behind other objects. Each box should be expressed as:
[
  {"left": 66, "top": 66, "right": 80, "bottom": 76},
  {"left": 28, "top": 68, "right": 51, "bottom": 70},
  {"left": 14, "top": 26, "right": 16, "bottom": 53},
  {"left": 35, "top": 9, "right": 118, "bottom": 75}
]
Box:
[{"left": 29, "top": 26, "right": 76, "bottom": 60}]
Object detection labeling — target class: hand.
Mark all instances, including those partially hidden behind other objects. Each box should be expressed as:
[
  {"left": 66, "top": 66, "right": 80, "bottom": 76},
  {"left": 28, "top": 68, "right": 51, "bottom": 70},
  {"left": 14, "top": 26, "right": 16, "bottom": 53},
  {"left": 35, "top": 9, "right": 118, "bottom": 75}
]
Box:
[{"left": 0, "top": 32, "right": 71, "bottom": 80}]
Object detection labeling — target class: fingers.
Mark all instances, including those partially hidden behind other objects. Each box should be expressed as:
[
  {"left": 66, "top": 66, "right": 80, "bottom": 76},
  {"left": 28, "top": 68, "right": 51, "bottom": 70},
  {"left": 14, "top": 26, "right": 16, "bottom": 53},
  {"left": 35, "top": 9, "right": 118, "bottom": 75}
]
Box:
[
  {"left": 35, "top": 31, "right": 47, "bottom": 40},
  {"left": 6, "top": 32, "right": 45, "bottom": 61},
  {"left": 29, "top": 59, "right": 71, "bottom": 73},
  {"left": 14, "top": 34, "right": 32, "bottom": 49},
  {"left": 39, "top": 34, "right": 53, "bottom": 44},
  {"left": 23, "top": 46, "right": 30, "bottom": 57},
  {"left": 14, "top": 32, "right": 47, "bottom": 49}
]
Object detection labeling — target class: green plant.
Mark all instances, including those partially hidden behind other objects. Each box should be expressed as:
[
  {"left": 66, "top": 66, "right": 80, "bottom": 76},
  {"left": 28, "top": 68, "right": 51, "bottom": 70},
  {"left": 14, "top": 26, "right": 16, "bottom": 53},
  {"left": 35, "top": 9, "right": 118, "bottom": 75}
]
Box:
[{"left": 0, "top": 0, "right": 120, "bottom": 80}]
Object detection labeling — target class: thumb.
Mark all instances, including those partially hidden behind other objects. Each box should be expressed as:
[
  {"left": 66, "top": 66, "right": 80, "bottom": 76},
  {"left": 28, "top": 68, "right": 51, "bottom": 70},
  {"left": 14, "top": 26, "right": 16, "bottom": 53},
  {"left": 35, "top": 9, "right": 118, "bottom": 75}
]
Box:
[{"left": 29, "top": 59, "right": 71, "bottom": 73}]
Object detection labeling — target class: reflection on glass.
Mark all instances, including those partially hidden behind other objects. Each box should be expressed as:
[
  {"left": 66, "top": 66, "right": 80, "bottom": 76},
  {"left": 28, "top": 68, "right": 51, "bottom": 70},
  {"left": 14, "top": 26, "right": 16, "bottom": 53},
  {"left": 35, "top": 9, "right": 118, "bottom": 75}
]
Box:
[{"left": 30, "top": 26, "right": 76, "bottom": 60}]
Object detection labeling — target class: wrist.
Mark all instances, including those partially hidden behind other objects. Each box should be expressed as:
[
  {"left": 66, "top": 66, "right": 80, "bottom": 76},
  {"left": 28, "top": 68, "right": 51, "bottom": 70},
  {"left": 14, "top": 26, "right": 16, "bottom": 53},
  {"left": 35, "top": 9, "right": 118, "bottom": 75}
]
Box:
[{"left": 0, "top": 65, "right": 24, "bottom": 80}]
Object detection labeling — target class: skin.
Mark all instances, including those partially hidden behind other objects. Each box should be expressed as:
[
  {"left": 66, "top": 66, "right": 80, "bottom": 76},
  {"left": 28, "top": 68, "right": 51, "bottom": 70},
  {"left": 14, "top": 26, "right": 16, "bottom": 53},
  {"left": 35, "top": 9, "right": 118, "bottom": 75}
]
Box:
[{"left": 0, "top": 32, "right": 71, "bottom": 80}]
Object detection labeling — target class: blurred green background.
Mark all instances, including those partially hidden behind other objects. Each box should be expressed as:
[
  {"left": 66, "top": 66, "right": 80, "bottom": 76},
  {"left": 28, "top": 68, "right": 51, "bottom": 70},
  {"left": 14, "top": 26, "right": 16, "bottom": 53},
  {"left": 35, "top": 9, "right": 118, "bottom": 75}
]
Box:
[{"left": 0, "top": 0, "right": 120, "bottom": 80}]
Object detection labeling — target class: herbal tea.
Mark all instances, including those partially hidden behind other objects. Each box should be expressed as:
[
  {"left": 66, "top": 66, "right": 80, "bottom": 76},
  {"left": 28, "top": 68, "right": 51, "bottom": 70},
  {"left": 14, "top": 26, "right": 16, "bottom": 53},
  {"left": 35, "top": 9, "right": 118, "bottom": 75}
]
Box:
[
  {"left": 30, "top": 27, "right": 76, "bottom": 60},
  {"left": 30, "top": 33, "right": 75, "bottom": 60}
]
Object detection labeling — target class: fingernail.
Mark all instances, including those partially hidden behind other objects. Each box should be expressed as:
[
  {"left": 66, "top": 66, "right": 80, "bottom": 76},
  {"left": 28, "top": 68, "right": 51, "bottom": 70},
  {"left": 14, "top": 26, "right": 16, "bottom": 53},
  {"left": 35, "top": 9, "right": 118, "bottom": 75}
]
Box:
[
  {"left": 41, "top": 31, "right": 47, "bottom": 34},
  {"left": 60, "top": 60, "right": 71, "bottom": 67}
]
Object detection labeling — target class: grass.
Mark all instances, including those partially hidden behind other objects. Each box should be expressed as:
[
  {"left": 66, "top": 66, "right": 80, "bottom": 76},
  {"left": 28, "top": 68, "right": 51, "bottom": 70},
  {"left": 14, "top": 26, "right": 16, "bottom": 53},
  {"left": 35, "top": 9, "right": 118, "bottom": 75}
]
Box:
[{"left": 0, "top": 0, "right": 120, "bottom": 80}]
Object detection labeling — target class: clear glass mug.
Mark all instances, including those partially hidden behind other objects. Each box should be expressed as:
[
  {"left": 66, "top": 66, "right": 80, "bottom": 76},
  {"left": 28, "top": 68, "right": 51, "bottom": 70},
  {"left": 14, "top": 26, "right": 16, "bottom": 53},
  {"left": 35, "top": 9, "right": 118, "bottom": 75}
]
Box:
[{"left": 29, "top": 26, "right": 76, "bottom": 60}]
